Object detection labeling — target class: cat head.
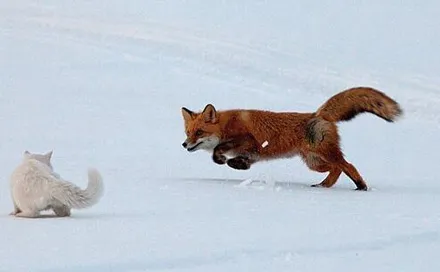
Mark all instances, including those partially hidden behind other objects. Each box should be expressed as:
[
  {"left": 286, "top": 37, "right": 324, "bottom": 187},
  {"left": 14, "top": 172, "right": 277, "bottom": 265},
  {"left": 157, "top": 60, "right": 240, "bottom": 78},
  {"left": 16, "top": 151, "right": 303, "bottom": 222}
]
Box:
[{"left": 23, "top": 150, "right": 54, "bottom": 170}]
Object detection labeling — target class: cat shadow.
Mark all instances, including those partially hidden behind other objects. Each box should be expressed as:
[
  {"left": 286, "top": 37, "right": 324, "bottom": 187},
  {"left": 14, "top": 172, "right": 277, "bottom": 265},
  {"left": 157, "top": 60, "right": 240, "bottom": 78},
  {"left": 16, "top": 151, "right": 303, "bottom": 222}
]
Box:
[{"left": 2, "top": 212, "right": 145, "bottom": 220}]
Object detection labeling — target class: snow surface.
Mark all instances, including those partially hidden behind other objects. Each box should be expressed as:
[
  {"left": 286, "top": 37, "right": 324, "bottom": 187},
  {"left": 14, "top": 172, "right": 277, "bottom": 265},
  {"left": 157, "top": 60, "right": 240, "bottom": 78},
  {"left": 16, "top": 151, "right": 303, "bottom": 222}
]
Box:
[{"left": 1, "top": 1, "right": 440, "bottom": 271}]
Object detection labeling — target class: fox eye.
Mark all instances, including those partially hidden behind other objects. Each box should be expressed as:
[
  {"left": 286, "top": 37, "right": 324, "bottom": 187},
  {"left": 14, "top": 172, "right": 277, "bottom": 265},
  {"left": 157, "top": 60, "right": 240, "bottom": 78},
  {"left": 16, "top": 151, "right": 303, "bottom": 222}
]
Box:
[{"left": 195, "top": 130, "right": 204, "bottom": 136}]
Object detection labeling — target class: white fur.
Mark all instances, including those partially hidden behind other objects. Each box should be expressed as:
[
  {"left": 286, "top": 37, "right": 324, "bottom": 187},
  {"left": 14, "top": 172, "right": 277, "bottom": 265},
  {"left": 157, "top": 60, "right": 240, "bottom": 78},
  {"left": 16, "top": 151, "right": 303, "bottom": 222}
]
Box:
[
  {"left": 9, "top": 151, "right": 104, "bottom": 218},
  {"left": 223, "top": 151, "right": 237, "bottom": 160},
  {"left": 186, "top": 135, "right": 220, "bottom": 152}
]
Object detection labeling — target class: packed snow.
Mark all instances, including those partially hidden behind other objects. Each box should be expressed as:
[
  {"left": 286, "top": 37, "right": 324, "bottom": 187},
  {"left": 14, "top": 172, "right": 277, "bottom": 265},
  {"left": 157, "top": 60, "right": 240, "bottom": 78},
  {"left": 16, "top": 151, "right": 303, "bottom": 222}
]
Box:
[{"left": 1, "top": 1, "right": 440, "bottom": 271}]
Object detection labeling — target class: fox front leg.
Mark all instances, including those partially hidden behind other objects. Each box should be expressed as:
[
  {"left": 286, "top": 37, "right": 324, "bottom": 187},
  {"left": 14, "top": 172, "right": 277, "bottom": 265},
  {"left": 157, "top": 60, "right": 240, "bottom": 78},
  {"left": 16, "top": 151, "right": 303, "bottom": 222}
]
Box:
[
  {"left": 212, "top": 141, "right": 233, "bottom": 165},
  {"left": 212, "top": 134, "right": 259, "bottom": 168},
  {"left": 226, "top": 156, "right": 254, "bottom": 170}
]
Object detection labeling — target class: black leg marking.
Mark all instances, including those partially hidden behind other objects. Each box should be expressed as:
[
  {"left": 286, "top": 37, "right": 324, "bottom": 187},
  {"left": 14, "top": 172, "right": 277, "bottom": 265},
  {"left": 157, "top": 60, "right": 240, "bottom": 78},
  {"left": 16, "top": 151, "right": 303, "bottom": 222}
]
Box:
[
  {"left": 227, "top": 156, "right": 252, "bottom": 170},
  {"left": 212, "top": 134, "right": 259, "bottom": 168},
  {"left": 213, "top": 154, "right": 227, "bottom": 164},
  {"left": 212, "top": 141, "right": 236, "bottom": 164},
  {"left": 354, "top": 183, "right": 368, "bottom": 191}
]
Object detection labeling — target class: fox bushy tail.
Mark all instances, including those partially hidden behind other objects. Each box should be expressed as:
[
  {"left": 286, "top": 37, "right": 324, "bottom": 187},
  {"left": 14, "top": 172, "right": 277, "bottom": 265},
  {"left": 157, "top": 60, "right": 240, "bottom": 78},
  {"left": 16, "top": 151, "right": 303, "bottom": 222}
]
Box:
[
  {"left": 52, "top": 168, "right": 104, "bottom": 209},
  {"left": 315, "top": 87, "right": 402, "bottom": 123}
]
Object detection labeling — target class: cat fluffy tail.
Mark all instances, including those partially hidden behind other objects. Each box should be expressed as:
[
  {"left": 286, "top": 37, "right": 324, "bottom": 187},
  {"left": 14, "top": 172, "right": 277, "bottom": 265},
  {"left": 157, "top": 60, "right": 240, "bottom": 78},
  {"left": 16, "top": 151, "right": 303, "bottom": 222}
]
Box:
[{"left": 51, "top": 168, "right": 104, "bottom": 209}]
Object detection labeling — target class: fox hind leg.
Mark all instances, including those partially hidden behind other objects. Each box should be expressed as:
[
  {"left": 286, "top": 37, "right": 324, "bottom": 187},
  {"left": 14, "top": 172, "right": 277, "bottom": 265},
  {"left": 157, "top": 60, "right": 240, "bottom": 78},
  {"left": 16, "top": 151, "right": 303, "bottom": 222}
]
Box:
[
  {"left": 305, "top": 119, "right": 368, "bottom": 190},
  {"left": 339, "top": 159, "right": 368, "bottom": 191},
  {"left": 303, "top": 153, "right": 340, "bottom": 188},
  {"left": 306, "top": 153, "right": 368, "bottom": 190},
  {"left": 308, "top": 154, "right": 368, "bottom": 190},
  {"left": 311, "top": 167, "right": 343, "bottom": 188}
]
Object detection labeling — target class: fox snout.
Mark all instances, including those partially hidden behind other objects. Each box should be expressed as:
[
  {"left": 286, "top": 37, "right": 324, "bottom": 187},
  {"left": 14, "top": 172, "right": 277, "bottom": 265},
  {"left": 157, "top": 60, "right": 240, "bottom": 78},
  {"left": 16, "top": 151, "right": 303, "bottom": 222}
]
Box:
[
  {"left": 182, "top": 139, "right": 203, "bottom": 152},
  {"left": 182, "top": 139, "right": 198, "bottom": 152},
  {"left": 181, "top": 135, "right": 220, "bottom": 152}
]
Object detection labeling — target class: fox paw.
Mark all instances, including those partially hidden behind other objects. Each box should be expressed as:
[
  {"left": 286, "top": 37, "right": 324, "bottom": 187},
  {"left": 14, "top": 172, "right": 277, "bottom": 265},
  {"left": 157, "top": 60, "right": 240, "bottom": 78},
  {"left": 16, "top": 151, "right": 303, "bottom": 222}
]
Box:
[
  {"left": 213, "top": 154, "right": 227, "bottom": 165},
  {"left": 311, "top": 182, "right": 332, "bottom": 188},
  {"left": 354, "top": 180, "right": 368, "bottom": 191},
  {"left": 227, "top": 157, "right": 251, "bottom": 170}
]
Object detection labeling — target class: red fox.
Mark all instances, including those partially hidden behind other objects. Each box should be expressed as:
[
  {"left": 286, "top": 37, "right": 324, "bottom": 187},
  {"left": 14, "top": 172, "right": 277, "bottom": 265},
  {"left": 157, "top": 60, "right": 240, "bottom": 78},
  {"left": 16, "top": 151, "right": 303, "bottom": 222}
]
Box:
[{"left": 181, "top": 87, "right": 402, "bottom": 190}]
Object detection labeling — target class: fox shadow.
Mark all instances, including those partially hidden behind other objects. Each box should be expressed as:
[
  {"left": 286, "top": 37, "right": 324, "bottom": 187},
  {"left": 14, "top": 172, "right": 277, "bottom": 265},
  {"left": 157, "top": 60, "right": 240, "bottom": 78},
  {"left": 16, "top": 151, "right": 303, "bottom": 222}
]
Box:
[{"left": 169, "top": 176, "right": 335, "bottom": 191}]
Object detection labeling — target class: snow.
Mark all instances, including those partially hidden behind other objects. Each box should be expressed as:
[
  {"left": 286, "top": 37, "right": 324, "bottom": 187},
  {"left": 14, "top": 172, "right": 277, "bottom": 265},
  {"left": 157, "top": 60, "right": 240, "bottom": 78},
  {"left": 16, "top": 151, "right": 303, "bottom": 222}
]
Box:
[{"left": 1, "top": 1, "right": 440, "bottom": 271}]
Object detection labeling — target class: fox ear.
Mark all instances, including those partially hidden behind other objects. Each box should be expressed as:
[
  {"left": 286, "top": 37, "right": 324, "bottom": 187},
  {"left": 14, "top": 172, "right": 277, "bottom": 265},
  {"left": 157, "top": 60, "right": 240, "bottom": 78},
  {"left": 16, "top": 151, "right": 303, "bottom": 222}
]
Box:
[
  {"left": 181, "top": 107, "right": 195, "bottom": 123},
  {"left": 202, "top": 104, "right": 218, "bottom": 123}
]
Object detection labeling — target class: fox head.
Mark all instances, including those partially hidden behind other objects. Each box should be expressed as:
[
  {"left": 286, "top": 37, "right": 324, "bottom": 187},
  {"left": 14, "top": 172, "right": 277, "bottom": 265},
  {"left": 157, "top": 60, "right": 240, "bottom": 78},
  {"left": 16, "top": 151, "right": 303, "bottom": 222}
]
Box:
[
  {"left": 23, "top": 150, "right": 54, "bottom": 170},
  {"left": 181, "top": 104, "right": 221, "bottom": 152}
]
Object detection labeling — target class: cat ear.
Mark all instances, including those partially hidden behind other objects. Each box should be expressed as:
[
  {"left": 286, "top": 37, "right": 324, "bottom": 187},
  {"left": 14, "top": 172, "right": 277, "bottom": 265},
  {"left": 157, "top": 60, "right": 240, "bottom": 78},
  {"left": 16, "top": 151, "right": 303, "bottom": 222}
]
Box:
[
  {"left": 45, "top": 150, "right": 53, "bottom": 160},
  {"left": 24, "top": 150, "right": 30, "bottom": 155}
]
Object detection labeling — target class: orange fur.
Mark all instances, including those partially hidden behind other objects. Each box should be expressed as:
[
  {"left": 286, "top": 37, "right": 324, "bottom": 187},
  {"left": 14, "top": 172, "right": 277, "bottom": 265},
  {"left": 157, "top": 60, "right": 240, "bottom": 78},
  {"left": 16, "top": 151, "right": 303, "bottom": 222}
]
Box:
[{"left": 181, "top": 87, "right": 402, "bottom": 190}]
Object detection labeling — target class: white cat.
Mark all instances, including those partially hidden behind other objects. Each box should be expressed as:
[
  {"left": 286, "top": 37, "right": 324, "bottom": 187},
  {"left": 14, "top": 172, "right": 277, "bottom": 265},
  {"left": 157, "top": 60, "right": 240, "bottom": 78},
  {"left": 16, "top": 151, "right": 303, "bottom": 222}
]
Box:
[{"left": 9, "top": 150, "right": 104, "bottom": 218}]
